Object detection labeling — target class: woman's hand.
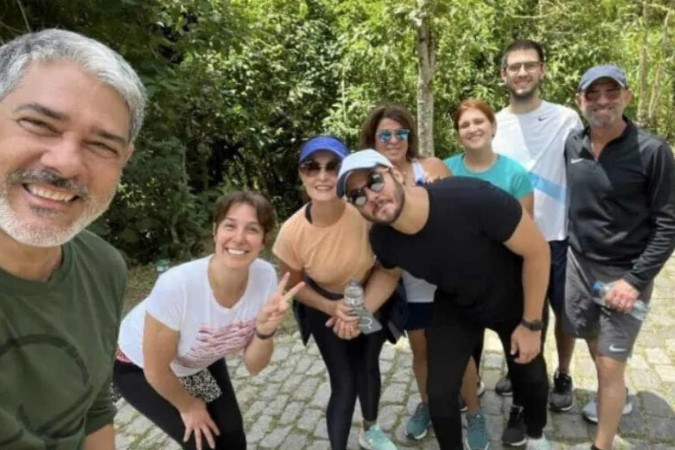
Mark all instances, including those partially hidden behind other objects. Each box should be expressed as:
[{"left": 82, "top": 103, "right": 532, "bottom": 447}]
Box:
[
  {"left": 330, "top": 300, "right": 359, "bottom": 323},
  {"left": 180, "top": 398, "right": 220, "bottom": 450},
  {"left": 255, "top": 272, "right": 305, "bottom": 335}
]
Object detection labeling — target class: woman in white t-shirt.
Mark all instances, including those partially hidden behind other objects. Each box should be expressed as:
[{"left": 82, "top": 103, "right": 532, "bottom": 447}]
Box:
[{"left": 114, "top": 191, "right": 303, "bottom": 450}]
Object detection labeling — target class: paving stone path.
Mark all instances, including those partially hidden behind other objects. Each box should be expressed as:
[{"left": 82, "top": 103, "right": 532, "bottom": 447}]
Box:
[{"left": 115, "top": 256, "right": 675, "bottom": 449}]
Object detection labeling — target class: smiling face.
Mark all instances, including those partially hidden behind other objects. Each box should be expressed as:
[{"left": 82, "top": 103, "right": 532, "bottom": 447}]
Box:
[
  {"left": 299, "top": 150, "right": 341, "bottom": 203},
  {"left": 346, "top": 168, "right": 405, "bottom": 225},
  {"left": 0, "top": 61, "right": 133, "bottom": 248},
  {"left": 576, "top": 78, "right": 631, "bottom": 130},
  {"left": 374, "top": 118, "right": 409, "bottom": 167},
  {"left": 457, "top": 107, "right": 496, "bottom": 153},
  {"left": 212, "top": 202, "right": 265, "bottom": 270},
  {"left": 501, "top": 49, "right": 545, "bottom": 101}
]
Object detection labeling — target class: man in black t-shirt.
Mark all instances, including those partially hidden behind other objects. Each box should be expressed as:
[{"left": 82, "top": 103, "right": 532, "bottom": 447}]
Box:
[{"left": 335, "top": 149, "right": 553, "bottom": 450}]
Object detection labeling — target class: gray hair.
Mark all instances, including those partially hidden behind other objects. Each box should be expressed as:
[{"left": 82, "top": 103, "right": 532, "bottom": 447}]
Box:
[{"left": 0, "top": 28, "right": 147, "bottom": 143}]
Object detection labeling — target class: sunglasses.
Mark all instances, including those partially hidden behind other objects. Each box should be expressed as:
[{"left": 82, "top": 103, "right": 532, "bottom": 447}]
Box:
[
  {"left": 299, "top": 159, "right": 341, "bottom": 177},
  {"left": 347, "top": 171, "right": 385, "bottom": 207},
  {"left": 582, "top": 87, "right": 622, "bottom": 102},
  {"left": 505, "top": 61, "right": 542, "bottom": 74},
  {"left": 377, "top": 129, "right": 411, "bottom": 143}
]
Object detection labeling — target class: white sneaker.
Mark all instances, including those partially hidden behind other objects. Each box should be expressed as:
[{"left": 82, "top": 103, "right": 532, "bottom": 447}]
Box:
[
  {"left": 358, "top": 424, "right": 398, "bottom": 450},
  {"left": 525, "top": 435, "right": 552, "bottom": 450}
]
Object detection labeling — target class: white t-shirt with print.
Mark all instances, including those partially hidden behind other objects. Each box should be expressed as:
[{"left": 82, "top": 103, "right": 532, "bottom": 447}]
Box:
[
  {"left": 118, "top": 256, "right": 278, "bottom": 377},
  {"left": 493, "top": 101, "right": 583, "bottom": 241}
]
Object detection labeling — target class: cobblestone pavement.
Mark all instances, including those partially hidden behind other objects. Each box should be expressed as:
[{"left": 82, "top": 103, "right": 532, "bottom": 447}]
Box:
[{"left": 115, "top": 256, "right": 675, "bottom": 449}]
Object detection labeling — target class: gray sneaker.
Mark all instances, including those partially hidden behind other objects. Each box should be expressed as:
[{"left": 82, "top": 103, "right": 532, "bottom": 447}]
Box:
[
  {"left": 502, "top": 405, "right": 526, "bottom": 447},
  {"left": 581, "top": 390, "right": 633, "bottom": 423},
  {"left": 549, "top": 371, "right": 574, "bottom": 412},
  {"left": 495, "top": 375, "right": 513, "bottom": 397}
]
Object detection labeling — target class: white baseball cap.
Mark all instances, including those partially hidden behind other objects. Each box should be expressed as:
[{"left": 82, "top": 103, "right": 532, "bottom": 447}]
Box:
[{"left": 336, "top": 149, "right": 393, "bottom": 197}]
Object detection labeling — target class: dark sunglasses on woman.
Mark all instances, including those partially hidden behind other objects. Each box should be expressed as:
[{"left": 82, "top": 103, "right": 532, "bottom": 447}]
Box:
[{"left": 299, "top": 159, "right": 341, "bottom": 177}]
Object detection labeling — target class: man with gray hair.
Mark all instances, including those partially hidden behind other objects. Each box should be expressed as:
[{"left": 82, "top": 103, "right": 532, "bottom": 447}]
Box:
[
  {"left": 0, "top": 29, "right": 146, "bottom": 449},
  {"left": 565, "top": 65, "right": 675, "bottom": 450}
]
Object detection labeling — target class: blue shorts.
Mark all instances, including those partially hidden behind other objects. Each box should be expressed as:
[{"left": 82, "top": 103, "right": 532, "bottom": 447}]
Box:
[
  {"left": 547, "top": 240, "right": 568, "bottom": 314},
  {"left": 404, "top": 302, "right": 433, "bottom": 331}
]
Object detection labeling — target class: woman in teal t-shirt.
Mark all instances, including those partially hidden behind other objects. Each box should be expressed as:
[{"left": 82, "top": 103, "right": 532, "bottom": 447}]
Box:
[
  {"left": 443, "top": 98, "right": 534, "bottom": 444},
  {"left": 445, "top": 98, "right": 533, "bottom": 214}
]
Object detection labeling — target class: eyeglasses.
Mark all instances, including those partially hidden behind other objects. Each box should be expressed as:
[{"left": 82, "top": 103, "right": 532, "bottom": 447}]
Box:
[
  {"left": 505, "top": 61, "right": 542, "bottom": 74},
  {"left": 347, "top": 171, "right": 385, "bottom": 207},
  {"left": 299, "top": 159, "right": 341, "bottom": 177},
  {"left": 376, "top": 129, "right": 410, "bottom": 143},
  {"left": 582, "top": 87, "right": 622, "bottom": 102}
]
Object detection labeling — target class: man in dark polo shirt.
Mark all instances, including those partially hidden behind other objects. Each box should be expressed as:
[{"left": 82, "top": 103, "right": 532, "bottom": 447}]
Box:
[
  {"left": 335, "top": 149, "right": 553, "bottom": 450},
  {"left": 564, "top": 65, "right": 675, "bottom": 450}
]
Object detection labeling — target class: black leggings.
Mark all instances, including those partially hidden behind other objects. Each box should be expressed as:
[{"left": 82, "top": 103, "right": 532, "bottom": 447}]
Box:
[
  {"left": 113, "top": 359, "right": 246, "bottom": 450},
  {"left": 427, "top": 302, "right": 549, "bottom": 450},
  {"left": 305, "top": 305, "right": 386, "bottom": 450}
]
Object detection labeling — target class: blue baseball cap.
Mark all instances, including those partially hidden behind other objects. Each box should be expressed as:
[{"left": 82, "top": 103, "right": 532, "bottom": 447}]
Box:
[
  {"left": 578, "top": 65, "right": 628, "bottom": 91},
  {"left": 336, "top": 149, "right": 393, "bottom": 197},
  {"left": 299, "top": 136, "right": 349, "bottom": 163}
]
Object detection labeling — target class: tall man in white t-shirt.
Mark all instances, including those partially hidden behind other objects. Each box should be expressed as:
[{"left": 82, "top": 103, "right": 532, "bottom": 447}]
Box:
[{"left": 492, "top": 39, "right": 583, "bottom": 447}]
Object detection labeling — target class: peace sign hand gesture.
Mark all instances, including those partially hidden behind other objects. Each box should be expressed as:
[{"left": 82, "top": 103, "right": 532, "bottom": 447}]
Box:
[{"left": 255, "top": 272, "right": 305, "bottom": 336}]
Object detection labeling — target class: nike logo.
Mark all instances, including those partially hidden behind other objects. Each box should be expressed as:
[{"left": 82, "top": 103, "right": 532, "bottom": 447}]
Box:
[
  {"left": 538, "top": 116, "right": 547, "bottom": 121},
  {"left": 609, "top": 344, "right": 627, "bottom": 352},
  {"left": 570, "top": 158, "right": 584, "bottom": 164}
]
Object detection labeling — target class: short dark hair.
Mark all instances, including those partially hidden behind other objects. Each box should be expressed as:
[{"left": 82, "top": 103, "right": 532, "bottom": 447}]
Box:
[
  {"left": 212, "top": 191, "right": 276, "bottom": 242},
  {"left": 501, "top": 39, "right": 545, "bottom": 69},
  {"left": 452, "top": 99, "right": 496, "bottom": 132},
  {"left": 359, "top": 104, "right": 419, "bottom": 160}
]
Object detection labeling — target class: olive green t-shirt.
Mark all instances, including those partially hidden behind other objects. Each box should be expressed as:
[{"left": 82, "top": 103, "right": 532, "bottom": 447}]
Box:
[{"left": 0, "top": 230, "right": 126, "bottom": 449}]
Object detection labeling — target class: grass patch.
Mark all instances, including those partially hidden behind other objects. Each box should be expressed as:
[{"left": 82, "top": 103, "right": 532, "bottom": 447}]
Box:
[{"left": 123, "top": 264, "right": 158, "bottom": 314}]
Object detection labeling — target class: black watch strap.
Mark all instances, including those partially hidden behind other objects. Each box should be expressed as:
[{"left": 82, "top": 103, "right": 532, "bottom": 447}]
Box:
[{"left": 520, "top": 318, "right": 544, "bottom": 331}]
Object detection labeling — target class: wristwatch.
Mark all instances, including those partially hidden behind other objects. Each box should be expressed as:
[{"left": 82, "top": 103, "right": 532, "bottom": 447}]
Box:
[{"left": 520, "top": 318, "right": 544, "bottom": 331}]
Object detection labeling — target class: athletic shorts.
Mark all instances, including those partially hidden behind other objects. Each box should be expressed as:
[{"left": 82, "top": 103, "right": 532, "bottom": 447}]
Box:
[
  {"left": 546, "top": 240, "right": 568, "bottom": 313},
  {"left": 404, "top": 302, "right": 433, "bottom": 331},
  {"left": 563, "top": 248, "right": 653, "bottom": 361}
]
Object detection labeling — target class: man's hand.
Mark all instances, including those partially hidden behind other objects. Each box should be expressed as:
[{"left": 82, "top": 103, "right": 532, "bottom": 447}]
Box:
[
  {"left": 510, "top": 325, "right": 541, "bottom": 364},
  {"left": 603, "top": 279, "right": 640, "bottom": 313}
]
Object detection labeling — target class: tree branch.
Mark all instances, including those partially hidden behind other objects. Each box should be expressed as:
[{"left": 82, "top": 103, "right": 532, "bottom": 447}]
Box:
[{"left": 15, "top": 0, "right": 31, "bottom": 32}]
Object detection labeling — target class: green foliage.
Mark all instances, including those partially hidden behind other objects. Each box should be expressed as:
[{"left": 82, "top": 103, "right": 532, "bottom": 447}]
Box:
[{"left": 1, "top": 0, "right": 673, "bottom": 263}]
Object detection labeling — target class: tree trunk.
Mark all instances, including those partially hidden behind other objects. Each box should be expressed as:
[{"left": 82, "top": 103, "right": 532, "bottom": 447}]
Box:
[
  {"left": 416, "top": 3, "right": 435, "bottom": 157},
  {"left": 636, "top": 0, "right": 649, "bottom": 125},
  {"left": 647, "top": 8, "right": 672, "bottom": 125}
]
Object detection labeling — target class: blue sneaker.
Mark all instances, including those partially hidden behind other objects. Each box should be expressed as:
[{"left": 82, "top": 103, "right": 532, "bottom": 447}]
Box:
[
  {"left": 406, "top": 402, "right": 431, "bottom": 440},
  {"left": 359, "top": 424, "right": 398, "bottom": 450},
  {"left": 465, "top": 411, "right": 490, "bottom": 450}
]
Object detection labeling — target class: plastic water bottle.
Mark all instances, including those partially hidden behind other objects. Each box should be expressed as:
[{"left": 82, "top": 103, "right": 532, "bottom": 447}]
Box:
[
  {"left": 344, "top": 280, "right": 382, "bottom": 334},
  {"left": 592, "top": 281, "right": 649, "bottom": 321}
]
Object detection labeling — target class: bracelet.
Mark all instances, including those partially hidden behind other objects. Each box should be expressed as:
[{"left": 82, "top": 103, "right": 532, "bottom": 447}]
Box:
[{"left": 254, "top": 327, "right": 277, "bottom": 340}]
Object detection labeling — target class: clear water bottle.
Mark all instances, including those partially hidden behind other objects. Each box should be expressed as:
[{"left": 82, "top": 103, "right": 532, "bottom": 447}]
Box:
[
  {"left": 344, "top": 280, "right": 382, "bottom": 334},
  {"left": 592, "top": 281, "right": 649, "bottom": 321}
]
